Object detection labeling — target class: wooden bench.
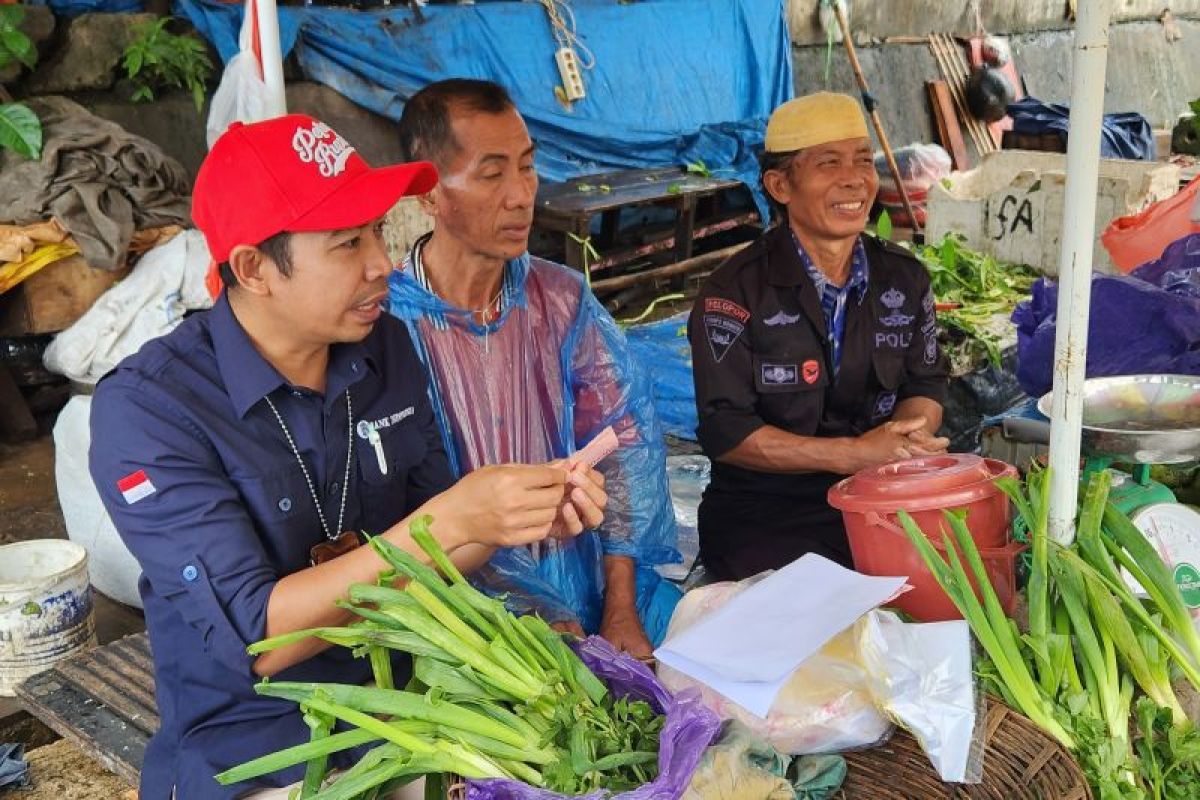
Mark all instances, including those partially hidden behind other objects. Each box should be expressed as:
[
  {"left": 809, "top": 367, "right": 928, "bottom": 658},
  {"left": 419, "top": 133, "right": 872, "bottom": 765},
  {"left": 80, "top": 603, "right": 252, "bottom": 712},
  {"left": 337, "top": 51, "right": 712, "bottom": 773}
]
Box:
[
  {"left": 16, "top": 632, "right": 155, "bottom": 785},
  {"left": 533, "top": 167, "right": 758, "bottom": 277}
]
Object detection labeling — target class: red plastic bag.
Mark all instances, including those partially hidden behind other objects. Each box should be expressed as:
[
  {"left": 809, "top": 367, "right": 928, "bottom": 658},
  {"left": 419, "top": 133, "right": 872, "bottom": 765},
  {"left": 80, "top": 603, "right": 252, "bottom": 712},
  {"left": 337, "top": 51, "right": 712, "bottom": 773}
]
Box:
[{"left": 1102, "top": 176, "right": 1200, "bottom": 273}]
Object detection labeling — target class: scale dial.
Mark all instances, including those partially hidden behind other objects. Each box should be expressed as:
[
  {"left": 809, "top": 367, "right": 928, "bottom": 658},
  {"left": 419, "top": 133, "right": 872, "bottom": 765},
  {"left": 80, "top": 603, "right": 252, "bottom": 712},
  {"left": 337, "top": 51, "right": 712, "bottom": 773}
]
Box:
[{"left": 1122, "top": 504, "right": 1200, "bottom": 623}]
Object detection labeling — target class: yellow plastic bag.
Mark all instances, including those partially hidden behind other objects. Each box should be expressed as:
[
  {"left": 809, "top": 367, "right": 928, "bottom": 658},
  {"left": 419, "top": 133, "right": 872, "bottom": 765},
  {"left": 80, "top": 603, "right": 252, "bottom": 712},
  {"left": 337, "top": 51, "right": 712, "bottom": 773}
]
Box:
[{"left": 0, "top": 242, "right": 79, "bottom": 295}]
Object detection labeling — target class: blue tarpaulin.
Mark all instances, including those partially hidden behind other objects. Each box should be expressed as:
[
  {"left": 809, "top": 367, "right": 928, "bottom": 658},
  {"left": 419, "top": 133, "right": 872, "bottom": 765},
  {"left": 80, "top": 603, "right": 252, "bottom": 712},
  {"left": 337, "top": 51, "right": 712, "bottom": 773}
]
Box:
[
  {"left": 176, "top": 0, "right": 792, "bottom": 220},
  {"left": 624, "top": 313, "right": 698, "bottom": 440},
  {"left": 1007, "top": 96, "right": 1156, "bottom": 161},
  {"left": 29, "top": 0, "right": 142, "bottom": 17}
]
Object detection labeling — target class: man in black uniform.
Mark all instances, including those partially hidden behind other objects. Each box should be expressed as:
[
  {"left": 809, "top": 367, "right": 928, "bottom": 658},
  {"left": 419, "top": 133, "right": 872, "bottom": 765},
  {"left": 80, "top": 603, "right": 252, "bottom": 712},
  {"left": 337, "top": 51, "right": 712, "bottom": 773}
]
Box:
[{"left": 688, "top": 91, "right": 951, "bottom": 581}]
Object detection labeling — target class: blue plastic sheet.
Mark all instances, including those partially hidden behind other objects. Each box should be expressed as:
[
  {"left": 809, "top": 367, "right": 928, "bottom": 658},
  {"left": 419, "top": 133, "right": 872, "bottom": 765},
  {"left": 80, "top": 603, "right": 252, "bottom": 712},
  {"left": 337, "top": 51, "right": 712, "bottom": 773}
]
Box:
[
  {"left": 176, "top": 0, "right": 792, "bottom": 220},
  {"left": 1006, "top": 96, "right": 1156, "bottom": 161},
  {"left": 0, "top": 743, "right": 29, "bottom": 790},
  {"left": 29, "top": 0, "right": 141, "bottom": 17},
  {"left": 466, "top": 636, "right": 721, "bottom": 800},
  {"left": 623, "top": 313, "right": 698, "bottom": 441},
  {"left": 1013, "top": 233, "right": 1200, "bottom": 398}
]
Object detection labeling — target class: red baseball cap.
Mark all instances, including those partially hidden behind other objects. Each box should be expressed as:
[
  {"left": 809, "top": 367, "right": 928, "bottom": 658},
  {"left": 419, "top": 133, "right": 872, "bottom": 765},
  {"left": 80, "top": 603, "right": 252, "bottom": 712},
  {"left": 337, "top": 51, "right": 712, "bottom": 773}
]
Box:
[{"left": 193, "top": 114, "right": 438, "bottom": 264}]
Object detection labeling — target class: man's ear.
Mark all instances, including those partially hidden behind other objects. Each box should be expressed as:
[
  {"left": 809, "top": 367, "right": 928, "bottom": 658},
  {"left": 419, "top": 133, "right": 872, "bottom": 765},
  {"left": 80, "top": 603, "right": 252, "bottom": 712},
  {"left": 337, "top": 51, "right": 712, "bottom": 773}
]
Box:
[
  {"left": 762, "top": 169, "right": 792, "bottom": 208},
  {"left": 415, "top": 188, "right": 438, "bottom": 218},
  {"left": 228, "top": 245, "right": 271, "bottom": 297}
]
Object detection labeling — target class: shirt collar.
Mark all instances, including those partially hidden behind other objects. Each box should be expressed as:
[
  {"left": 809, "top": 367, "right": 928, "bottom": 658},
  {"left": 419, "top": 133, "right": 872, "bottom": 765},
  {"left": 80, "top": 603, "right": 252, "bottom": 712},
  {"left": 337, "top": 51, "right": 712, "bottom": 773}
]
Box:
[
  {"left": 791, "top": 232, "right": 870, "bottom": 300},
  {"left": 397, "top": 237, "right": 530, "bottom": 328},
  {"left": 210, "top": 292, "right": 375, "bottom": 419}
]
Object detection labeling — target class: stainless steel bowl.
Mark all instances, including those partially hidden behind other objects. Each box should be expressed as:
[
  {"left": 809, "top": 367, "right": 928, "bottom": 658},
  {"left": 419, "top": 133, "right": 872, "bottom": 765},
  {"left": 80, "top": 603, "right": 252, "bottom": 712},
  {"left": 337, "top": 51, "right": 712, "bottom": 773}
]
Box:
[{"left": 1037, "top": 374, "right": 1200, "bottom": 464}]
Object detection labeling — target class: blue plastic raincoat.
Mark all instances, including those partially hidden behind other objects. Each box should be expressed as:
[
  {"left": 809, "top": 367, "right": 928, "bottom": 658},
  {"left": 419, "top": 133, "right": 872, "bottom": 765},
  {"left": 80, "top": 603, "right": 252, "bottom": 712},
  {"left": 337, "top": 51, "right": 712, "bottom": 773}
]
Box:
[{"left": 387, "top": 252, "right": 681, "bottom": 643}]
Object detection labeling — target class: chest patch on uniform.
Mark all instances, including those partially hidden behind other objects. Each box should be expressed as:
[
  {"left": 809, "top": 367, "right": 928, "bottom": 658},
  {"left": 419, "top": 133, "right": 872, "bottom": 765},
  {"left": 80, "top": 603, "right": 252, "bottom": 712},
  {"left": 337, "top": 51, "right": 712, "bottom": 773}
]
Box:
[
  {"left": 880, "top": 287, "right": 914, "bottom": 328},
  {"left": 761, "top": 363, "right": 798, "bottom": 385},
  {"left": 763, "top": 310, "right": 801, "bottom": 327},
  {"left": 874, "top": 391, "right": 898, "bottom": 418},
  {"left": 703, "top": 297, "right": 750, "bottom": 363},
  {"left": 802, "top": 359, "right": 821, "bottom": 384},
  {"left": 876, "top": 332, "right": 913, "bottom": 349}
]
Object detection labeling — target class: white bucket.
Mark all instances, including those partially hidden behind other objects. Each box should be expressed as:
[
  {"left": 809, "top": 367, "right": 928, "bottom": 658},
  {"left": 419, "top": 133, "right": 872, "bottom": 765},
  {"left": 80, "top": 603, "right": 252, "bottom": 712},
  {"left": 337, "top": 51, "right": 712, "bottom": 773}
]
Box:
[{"left": 0, "top": 540, "right": 97, "bottom": 696}]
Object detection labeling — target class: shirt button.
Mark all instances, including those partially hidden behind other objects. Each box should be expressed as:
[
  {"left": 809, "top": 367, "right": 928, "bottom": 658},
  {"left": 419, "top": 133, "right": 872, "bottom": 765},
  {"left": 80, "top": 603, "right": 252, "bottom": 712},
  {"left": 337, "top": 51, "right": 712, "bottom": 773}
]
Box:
[
  {"left": 351, "top": 361, "right": 360, "bottom": 373},
  {"left": 291, "top": 389, "right": 303, "bottom": 398},
  {"left": 329, "top": 481, "right": 340, "bottom": 494},
  {"left": 278, "top": 497, "right": 292, "bottom": 512},
  {"left": 182, "top": 565, "right": 199, "bottom": 582}
]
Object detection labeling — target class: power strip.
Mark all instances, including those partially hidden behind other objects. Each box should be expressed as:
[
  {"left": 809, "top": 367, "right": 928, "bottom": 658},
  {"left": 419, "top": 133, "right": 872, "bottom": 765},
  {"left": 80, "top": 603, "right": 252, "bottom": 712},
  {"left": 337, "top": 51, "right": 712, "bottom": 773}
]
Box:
[{"left": 555, "top": 47, "right": 586, "bottom": 101}]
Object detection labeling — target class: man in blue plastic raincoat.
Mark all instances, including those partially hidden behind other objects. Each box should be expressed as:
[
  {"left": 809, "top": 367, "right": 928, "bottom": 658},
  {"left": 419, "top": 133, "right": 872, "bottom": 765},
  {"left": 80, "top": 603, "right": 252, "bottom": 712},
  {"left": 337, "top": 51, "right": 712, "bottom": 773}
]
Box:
[{"left": 387, "top": 79, "right": 681, "bottom": 656}]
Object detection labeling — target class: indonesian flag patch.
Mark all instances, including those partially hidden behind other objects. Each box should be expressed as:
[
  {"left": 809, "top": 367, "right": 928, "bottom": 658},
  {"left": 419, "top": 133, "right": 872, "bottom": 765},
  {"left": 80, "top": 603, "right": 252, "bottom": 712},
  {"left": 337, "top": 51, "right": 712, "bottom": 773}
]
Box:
[{"left": 117, "top": 470, "right": 156, "bottom": 505}]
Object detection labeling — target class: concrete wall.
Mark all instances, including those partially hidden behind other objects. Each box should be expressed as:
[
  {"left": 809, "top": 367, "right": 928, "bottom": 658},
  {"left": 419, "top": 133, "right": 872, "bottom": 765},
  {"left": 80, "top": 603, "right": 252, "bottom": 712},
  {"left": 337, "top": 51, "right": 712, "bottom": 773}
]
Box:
[
  {"left": 791, "top": 15, "right": 1200, "bottom": 152},
  {"left": 786, "top": 0, "right": 1200, "bottom": 45}
]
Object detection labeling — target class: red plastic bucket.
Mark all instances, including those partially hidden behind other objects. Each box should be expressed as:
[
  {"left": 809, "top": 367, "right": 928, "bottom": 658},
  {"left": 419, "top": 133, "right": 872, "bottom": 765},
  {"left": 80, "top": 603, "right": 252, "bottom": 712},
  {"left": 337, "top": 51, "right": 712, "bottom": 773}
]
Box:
[{"left": 827, "top": 455, "right": 1021, "bottom": 622}]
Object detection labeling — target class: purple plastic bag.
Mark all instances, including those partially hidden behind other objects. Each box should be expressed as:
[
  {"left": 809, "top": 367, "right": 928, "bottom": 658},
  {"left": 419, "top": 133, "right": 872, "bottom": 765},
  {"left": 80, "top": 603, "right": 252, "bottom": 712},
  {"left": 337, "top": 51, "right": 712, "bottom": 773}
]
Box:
[
  {"left": 1012, "top": 233, "right": 1200, "bottom": 398},
  {"left": 465, "top": 637, "right": 721, "bottom": 800}
]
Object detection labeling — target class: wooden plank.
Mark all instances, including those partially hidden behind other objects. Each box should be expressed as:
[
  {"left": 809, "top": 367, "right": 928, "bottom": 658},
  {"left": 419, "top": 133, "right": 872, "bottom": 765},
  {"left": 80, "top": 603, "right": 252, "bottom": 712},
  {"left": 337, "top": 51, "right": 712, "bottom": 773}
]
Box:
[
  {"left": 14, "top": 633, "right": 156, "bottom": 784},
  {"left": 16, "top": 672, "right": 146, "bottom": 785},
  {"left": 586, "top": 211, "right": 758, "bottom": 273},
  {"left": 57, "top": 652, "right": 159, "bottom": 733},
  {"left": 591, "top": 242, "right": 751, "bottom": 293},
  {"left": 536, "top": 168, "right": 740, "bottom": 215},
  {"left": 928, "top": 34, "right": 997, "bottom": 159},
  {"left": 0, "top": 255, "right": 130, "bottom": 336},
  {"left": 672, "top": 195, "right": 698, "bottom": 262},
  {"left": 926, "top": 80, "right": 970, "bottom": 170}
]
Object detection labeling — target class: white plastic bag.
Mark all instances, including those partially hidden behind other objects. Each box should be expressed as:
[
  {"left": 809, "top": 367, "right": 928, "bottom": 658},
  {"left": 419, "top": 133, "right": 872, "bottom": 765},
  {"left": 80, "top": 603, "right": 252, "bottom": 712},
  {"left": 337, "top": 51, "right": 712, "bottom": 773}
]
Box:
[
  {"left": 858, "top": 609, "right": 981, "bottom": 783},
  {"left": 657, "top": 578, "right": 892, "bottom": 755},
  {"left": 206, "top": 8, "right": 273, "bottom": 149},
  {"left": 43, "top": 230, "right": 212, "bottom": 385},
  {"left": 54, "top": 396, "right": 144, "bottom": 608}
]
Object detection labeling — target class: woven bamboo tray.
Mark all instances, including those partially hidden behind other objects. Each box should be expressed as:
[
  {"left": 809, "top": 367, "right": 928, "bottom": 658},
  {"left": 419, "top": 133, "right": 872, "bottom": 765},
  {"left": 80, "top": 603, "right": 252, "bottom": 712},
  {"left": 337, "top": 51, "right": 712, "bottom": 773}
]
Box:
[{"left": 838, "top": 697, "right": 1092, "bottom": 800}]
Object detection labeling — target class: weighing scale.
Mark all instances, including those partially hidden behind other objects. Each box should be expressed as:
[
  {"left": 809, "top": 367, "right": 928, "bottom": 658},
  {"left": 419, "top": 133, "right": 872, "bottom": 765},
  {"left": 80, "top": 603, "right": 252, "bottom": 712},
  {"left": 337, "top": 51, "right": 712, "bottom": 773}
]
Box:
[{"left": 1036, "top": 375, "right": 1200, "bottom": 615}]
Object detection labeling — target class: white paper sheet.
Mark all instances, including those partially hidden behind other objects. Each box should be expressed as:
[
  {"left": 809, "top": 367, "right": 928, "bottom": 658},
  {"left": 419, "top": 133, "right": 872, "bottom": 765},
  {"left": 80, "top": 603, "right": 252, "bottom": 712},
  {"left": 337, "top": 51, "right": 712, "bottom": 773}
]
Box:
[{"left": 654, "top": 554, "right": 907, "bottom": 718}]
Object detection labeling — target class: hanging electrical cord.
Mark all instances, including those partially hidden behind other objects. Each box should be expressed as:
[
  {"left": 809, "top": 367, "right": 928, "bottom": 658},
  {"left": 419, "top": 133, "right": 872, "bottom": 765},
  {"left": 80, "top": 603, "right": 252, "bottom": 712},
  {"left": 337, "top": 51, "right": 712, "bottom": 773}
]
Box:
[{"left": 538, "top": 0, "right": 595, "bottom": 70}]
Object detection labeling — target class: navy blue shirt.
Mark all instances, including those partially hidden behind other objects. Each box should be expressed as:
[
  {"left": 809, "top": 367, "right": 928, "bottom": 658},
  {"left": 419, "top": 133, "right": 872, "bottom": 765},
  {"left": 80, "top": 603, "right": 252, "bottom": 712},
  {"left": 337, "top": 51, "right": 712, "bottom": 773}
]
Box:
[{"left": 88, "top": 294, "right": 454, "bottom": 799}]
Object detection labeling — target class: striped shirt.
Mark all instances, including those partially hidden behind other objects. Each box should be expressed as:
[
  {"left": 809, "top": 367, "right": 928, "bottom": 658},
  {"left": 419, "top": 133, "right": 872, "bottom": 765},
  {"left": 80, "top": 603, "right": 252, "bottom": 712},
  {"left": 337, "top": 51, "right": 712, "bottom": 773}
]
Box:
[{"left": 791, "top": 234, "right": 870, "bottom": 374}]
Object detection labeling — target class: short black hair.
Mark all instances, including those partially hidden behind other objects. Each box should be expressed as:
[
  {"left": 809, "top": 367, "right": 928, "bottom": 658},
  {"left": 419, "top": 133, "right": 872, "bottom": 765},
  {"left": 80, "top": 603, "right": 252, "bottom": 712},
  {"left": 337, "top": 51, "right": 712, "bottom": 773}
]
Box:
[
  {"left": 218, "top": 231, "right": 294, "bottom": 289},
  {"left": 396, "top": 78, "right": 517, "bottom": 167},
  {"left": 759, "top": 149, "right": 801, "bottom": 221}
]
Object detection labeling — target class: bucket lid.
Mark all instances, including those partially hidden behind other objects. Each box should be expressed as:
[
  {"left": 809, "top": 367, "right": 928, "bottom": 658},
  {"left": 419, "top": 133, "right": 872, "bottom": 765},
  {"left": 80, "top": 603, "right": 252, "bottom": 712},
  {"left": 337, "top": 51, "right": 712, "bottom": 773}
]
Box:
[{"left": 828, "top": 454, "right": 1016, "bottom": 513}]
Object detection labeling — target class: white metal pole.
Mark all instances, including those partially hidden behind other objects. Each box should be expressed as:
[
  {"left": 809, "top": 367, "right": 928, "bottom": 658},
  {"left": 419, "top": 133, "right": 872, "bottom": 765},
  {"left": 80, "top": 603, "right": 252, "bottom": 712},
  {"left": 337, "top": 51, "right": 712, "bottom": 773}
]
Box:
[
  {"left": 254, "top": 0, "right": 288, "bottom": 117},
  {"left": 1046, "top": 0, "right": 1114, "bottom": 545}
]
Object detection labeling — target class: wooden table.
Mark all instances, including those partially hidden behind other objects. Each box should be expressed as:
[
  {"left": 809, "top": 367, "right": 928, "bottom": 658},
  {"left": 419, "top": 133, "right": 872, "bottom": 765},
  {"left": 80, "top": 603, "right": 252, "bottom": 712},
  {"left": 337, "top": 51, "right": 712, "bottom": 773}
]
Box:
[{"left": 533, "top": 167, "right": 758, "bottom": 275}]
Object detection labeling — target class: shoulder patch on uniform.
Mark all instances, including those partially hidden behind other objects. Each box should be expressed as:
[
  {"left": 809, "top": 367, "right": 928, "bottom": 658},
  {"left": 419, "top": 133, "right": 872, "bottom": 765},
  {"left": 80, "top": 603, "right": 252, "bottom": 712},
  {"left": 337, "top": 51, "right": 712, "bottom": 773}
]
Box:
[
  {"left": 704, "top": 297, "right": 750, "bottom": 323},
  {"left": 702, "top": 297, "right": 749, "bottom": 363},
  {"left": 118, "top": 469, "right": 157, "bottom": 504}
]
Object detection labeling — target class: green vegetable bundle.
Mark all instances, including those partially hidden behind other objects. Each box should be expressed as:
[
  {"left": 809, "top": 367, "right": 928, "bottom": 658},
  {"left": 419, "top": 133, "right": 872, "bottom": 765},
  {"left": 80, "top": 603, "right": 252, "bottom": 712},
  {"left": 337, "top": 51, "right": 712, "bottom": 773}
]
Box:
[
  {"left": 215, "top": 517, "right": 665, "bottom": 799},
  {"left": 898, "top": 470, "right": 1200, "bottom": 800},
  {"left": 905, "top": 234, "right": 1037, "bottom": 371}
]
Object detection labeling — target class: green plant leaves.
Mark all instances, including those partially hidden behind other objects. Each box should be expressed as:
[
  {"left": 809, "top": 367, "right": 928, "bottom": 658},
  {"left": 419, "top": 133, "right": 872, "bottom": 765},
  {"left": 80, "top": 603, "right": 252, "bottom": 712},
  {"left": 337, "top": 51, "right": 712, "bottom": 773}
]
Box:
[
  {"left": 0, "top": 102, "right": 43, "bottom": 160},
  {"left": 121, "top": 16, "right": 213, "bottom": 112},
  {"left": 0, "top": 5, "right": 37, "bottom": 70}
]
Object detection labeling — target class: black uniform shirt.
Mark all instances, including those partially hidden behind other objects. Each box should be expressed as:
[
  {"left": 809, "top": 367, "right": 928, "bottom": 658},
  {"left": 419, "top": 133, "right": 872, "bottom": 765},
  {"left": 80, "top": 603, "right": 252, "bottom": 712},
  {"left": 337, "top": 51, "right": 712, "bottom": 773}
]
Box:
[{"left": 688, "top": 223, "right": 950, "bottom": 499}]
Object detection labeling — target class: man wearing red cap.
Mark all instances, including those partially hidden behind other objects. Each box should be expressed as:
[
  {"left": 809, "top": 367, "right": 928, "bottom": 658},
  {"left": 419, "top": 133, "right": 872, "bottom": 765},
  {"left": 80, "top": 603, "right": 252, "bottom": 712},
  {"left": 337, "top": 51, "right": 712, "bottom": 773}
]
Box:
[{"left": 88, "top": 115, "right": 606, "bottom": 799}]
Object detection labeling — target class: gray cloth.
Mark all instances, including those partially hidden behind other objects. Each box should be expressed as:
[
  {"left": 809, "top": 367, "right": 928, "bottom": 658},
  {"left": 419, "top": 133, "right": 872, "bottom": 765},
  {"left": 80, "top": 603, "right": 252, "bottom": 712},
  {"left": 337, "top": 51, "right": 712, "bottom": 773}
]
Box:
[{"left": 0, "top": 96, "right": 191, "bottom": 270}]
